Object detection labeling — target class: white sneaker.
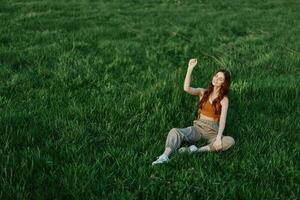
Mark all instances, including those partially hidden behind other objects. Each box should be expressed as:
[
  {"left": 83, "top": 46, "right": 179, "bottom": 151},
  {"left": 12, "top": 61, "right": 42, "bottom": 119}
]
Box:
[
  {"left": 178, "top": 145, "right": 198, "bottom": 154},
  {"left": 152, "top": 154, "right": 169, "bottom": 165}
]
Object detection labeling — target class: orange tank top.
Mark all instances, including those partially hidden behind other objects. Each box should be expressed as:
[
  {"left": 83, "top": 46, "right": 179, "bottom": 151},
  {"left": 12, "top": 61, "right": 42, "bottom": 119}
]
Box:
[{"left": 197, "top": 100, "right": 221, "bottom": 120}]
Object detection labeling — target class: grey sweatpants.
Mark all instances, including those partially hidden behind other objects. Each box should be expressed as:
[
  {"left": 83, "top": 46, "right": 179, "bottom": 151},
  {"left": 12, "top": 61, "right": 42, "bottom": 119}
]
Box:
[{"left": 165, "top": 118, "right": 235, "bottom": 152}]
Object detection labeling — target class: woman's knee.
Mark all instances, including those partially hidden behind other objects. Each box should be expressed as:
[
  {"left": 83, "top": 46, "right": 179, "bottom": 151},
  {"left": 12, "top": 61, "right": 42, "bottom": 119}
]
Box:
[
  {"left": 170, "top": 128, "right": 177, "bottom": 133},
  {"left": 222, "top": 136, "right": 235, "bottom": 150},
  {"left": 168, "top": 128, "right": 178, "bottom": 136},
  {"left": 166, "top": 128, "right": 181, "bottom": 140},
  {"left": 227, "top": 136, "right": 235, "bottom": 146},
  {"left": 165, "top": 128, "right": 182, "bottom": 150}
]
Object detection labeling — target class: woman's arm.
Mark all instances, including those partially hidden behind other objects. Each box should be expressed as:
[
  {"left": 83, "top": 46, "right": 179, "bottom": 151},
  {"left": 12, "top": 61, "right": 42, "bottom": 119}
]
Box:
[
  {"left": 216, "top": 96, "right": 229, "bottom": 139},
  {"left": 212, "top": 97, "right": 229, "bottom": 151},
  {"left": 183, "top": 59, "right": 204, "bottom": 96}
]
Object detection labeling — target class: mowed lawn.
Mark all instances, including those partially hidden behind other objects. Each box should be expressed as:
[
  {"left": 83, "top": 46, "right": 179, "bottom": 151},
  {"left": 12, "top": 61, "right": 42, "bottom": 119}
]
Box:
[{"left": 0, "top": 0, "right": 299, "bottom": 199}]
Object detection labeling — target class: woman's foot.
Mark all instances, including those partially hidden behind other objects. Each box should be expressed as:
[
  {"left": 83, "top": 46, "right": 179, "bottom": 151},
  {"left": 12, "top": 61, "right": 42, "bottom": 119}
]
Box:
[
  {"left": 198, "top": 145, "right": 211, "bottom": 152},
  {"left": 178, "top": 145, "right": 198, "bottom": 154},
  {"left": 152, "top": 154, "right": 169, "bottom": 165}
]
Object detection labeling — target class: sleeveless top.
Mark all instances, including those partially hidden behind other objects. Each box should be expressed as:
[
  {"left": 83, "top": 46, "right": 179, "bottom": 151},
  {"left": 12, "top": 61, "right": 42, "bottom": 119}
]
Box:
[{"left": 197, "top": 99, "right": 221, "bottom": 120}]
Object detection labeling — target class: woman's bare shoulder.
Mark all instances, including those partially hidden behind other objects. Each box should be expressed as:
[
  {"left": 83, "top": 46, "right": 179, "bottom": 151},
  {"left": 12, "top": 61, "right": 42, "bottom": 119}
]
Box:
[{"left": 220, "top": 96, "right": 229, "bottom": 106}]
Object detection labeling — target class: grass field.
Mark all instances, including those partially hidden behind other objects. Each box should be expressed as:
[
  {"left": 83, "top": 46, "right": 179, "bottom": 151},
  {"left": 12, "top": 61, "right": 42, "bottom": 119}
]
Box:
[{"left": 0, "top": 0, "right": 299, "bottom": 199}]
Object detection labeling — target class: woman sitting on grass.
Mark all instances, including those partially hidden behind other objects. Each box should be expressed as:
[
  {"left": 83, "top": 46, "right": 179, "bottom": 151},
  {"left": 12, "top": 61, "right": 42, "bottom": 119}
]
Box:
[{"left": 152, "top": 58, "right": 235, "bottom": 165}]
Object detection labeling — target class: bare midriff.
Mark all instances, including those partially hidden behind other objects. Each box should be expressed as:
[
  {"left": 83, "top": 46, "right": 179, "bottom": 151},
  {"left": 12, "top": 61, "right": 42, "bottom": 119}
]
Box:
[{"left": 199, "top": 113, "right": 219, "bottom": 122}]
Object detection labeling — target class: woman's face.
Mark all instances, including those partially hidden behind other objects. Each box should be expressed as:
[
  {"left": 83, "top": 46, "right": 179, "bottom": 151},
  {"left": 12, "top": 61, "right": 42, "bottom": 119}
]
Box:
[{"left": 212, "top": 72, "right": 225, "bottom": 87}]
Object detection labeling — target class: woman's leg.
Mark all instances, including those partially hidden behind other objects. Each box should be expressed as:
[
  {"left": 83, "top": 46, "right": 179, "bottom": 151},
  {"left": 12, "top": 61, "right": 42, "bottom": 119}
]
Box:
[
  {"left": 204, "top": 136, "right": 235, "bottom": 152},
  {"left": 163, "top": 147, "right": 172, "bottom": 157},
  {"left": 198, "top": 145, "right": 211, "bottom": 152},
  {"left": 152, "top": 126, "right": 201, "bottom": 165},
  {"left": 163, "top": 128, "right": 183, "bottom": 156},
  {"left": 164, "top": 126, "right": 201, "bottom": 156}
]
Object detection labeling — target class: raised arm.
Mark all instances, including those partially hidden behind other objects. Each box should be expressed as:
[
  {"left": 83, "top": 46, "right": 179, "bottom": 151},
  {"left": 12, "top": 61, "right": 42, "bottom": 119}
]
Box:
[{"left": 183, "top": 58, "right": 206, "bottom": 96}]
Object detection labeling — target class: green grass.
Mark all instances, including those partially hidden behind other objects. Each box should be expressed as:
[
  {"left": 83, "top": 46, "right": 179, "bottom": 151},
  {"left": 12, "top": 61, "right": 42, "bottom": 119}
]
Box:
[{"left": 0, "top": 0, "right": 299, "bottom": 199}]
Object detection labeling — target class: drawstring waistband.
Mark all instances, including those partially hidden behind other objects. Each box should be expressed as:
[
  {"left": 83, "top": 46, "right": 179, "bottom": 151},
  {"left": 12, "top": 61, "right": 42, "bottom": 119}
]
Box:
[
  {"left": 193, "top": 118, "right": 219, "bottom": 130},
  {"left": 194, "top": 118, "right": 218, "bottom": 124}
]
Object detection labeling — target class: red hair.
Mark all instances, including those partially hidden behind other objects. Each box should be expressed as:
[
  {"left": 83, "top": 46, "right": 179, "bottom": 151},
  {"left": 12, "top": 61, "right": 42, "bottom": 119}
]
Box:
[{"left": 196, "top": 69, "right": 231, "bottom": 119}]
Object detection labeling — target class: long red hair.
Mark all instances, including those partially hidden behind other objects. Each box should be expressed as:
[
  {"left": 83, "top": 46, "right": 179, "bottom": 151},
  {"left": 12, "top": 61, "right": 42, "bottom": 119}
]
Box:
[{"left": 196, "top": 69, "right": 231, "bottom": 119}]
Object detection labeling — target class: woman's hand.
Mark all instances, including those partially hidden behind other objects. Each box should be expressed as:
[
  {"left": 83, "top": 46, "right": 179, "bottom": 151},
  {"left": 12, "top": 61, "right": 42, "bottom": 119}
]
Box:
[
  {"left": 212, "top": 138, "right": 222, "bottom": 151},
  {"left": 188, "top": 58, "right": 197, "bottom": 69}
]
